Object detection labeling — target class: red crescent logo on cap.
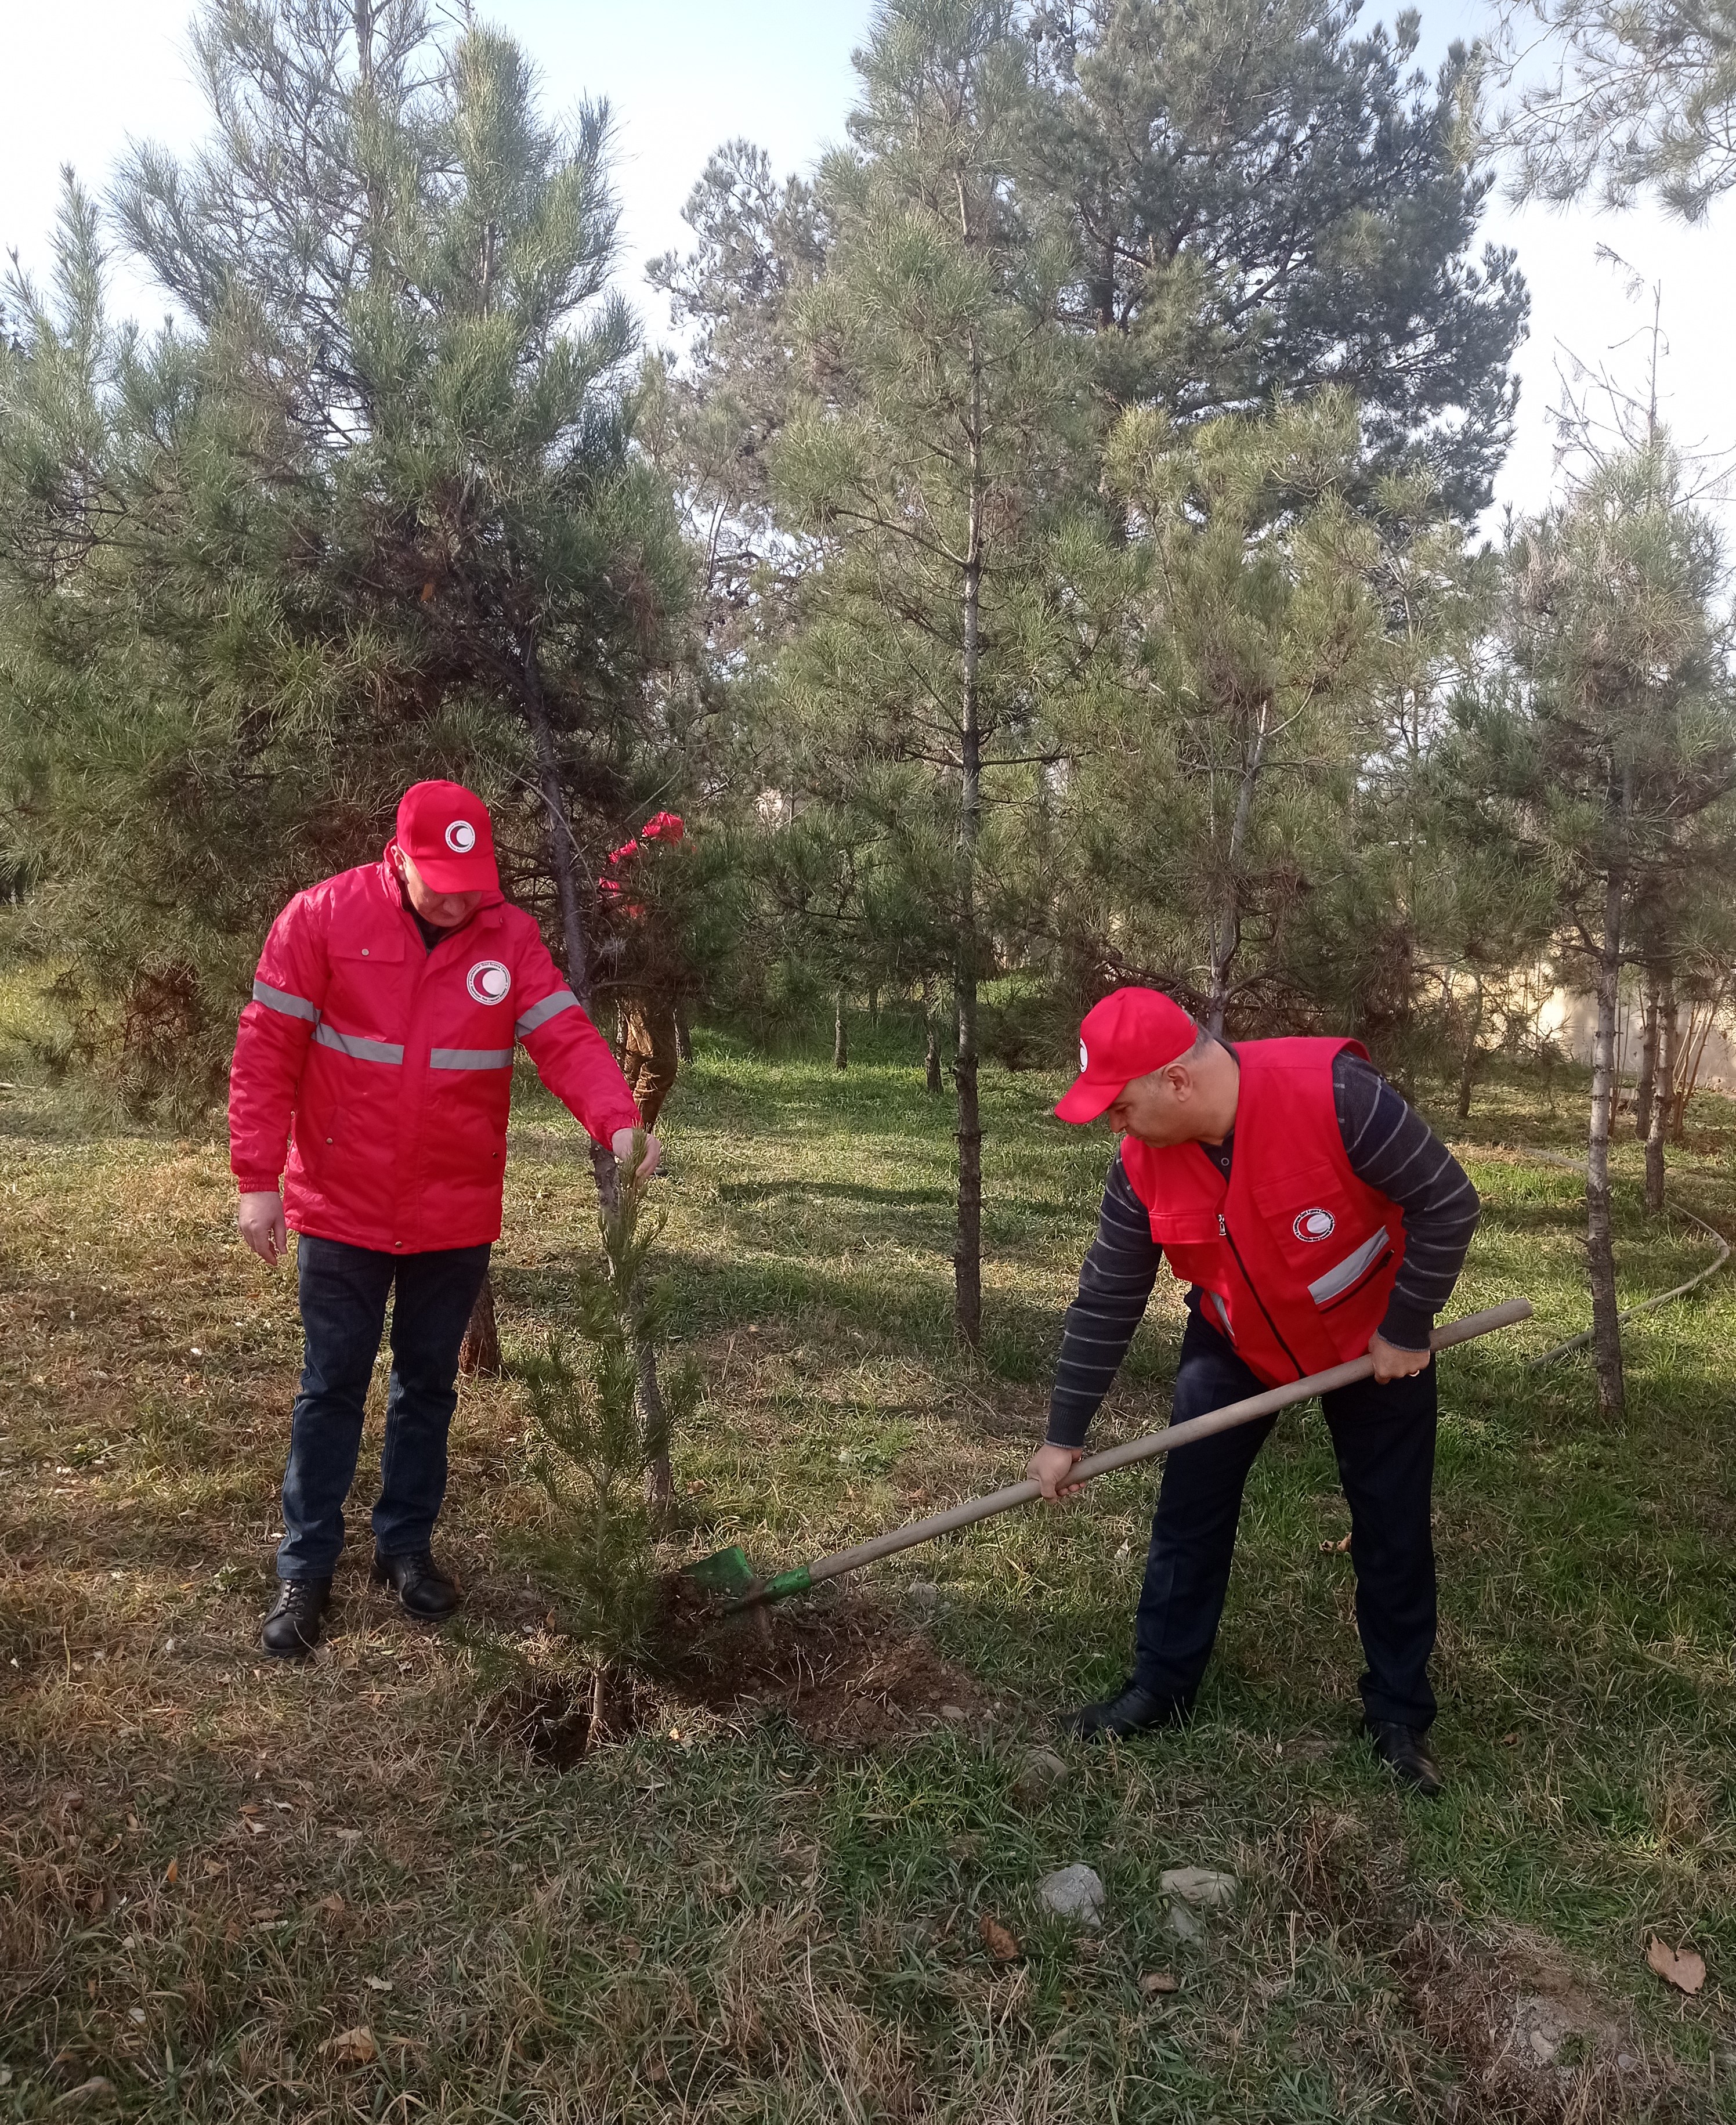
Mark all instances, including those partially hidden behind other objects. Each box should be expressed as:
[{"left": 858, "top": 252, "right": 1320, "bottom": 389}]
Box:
[
  {"left": 446, "top": 819, "right": 477, "bottom": 853},
  {"left": 1079, "top": 1039, "right": 1088, "bottom": 1071},
  {"left": 1293, "top": 1208, "right": 1336, "bottom": 1242}
]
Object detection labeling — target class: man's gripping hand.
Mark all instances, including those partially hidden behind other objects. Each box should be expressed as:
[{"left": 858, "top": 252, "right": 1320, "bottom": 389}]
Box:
[
  {"left": 238, "top": 1191, "right": 287, "bottom": 1266},
  {"left": 1368, "top": 1331, "right": 1431, "bottom": 1384},
  {"left": 1028, "top": 1443, "right": 1084, "bottom": 1501},
  {"left": 612, "top": 1127, "right": 662, "bottom": 1183}
]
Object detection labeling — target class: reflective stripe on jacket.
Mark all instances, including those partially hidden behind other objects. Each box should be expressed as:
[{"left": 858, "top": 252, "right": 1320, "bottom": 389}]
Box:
[
  {"left": 1120, "top": 1037, "right": 1404, "bottom": 1387},
  {"left": 228, "top": 854, "right": 641, "bottom": 1253}
]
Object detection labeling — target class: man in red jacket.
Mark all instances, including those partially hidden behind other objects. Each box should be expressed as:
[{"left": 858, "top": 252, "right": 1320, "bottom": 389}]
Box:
[
  {"left": 230, "top": 780, "right": 655, "bottom": 1657},
  {"left": 1029, "top": 988, "right": 1480, "bottom": 1795}
]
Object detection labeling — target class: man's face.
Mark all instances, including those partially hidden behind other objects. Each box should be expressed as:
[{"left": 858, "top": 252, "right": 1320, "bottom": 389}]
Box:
[
  {"left": 1105, "top": 1060, "right": 1209, "bottom": 1146},
  {"left": 396, "top": 850, "right": 483, "bottom": 928}
]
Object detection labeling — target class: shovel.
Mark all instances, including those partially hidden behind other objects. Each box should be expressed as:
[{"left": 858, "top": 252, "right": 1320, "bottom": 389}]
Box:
[{"left": 686, "top": 1296, "right": 1532, "bottom": 1611}]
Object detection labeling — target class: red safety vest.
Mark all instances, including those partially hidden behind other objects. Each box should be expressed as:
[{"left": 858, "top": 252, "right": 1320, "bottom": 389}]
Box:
[
  {"left": 229, "top": 854, "right": 640, "bottom": 1253},
  {"left": 1120, "top": 1038, "right": 1404, "bottom": 1387}
]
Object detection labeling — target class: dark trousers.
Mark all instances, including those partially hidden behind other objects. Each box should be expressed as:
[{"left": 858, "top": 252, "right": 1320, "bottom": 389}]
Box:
[
  {"left": 276, "top": 1235, "right": 492, "bottom": 1581},
  {"left": 1134, "top": 1307, "right": 1438, "bottom": 1729}
]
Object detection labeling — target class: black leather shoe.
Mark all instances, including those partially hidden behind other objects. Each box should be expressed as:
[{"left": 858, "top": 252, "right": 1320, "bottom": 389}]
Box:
[
  {"left": 1365, "top": 1719, "right": 1444, "bottom": 1798},
  {"left": 261, "top": 1577, "right": 332, "bottom": 1658},
  {"left": 1061, "top": 1679, "right": 1192, "bottom": 1742},
  {"left": 371, "top": 1549, "right": 460, "bottom": 1620}
]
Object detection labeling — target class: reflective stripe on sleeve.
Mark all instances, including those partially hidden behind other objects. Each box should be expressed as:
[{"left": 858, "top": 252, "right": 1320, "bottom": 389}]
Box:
[
  {"left": 514, "top": 988, "right": 579, "bottom": 1039},
  {"left": 1308, "top": 1226, "right": 1392, "bottom": 1306},
  {"left": 431, "top": 1047, "right": 515, "bottom": 1071},
  {"left": 252, "top": 979, "right": 320, "bottom": 1023},
  {"left": 313, "top": 1024, "right": 405, "bottom": 1065}
]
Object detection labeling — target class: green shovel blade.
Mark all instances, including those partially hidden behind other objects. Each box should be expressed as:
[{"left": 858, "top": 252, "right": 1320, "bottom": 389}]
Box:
[{"left": 684, "top": 1545, "right": 758, "bottom": 1601}]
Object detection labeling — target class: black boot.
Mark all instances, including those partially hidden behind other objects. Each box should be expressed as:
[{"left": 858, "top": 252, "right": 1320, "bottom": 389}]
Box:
[
  {"left": 371, "top": 1549, "right": 460, "bottom": 1620},
  {"left": 261, "top": 1577, "right": 332, "bottom": 1658},
  {"left": 1061, "top": 1678, "right": 1192, "bottom": 1743},
  {"left": 1364, "top": 1719, "right": 1444, "bottom": 1799}
]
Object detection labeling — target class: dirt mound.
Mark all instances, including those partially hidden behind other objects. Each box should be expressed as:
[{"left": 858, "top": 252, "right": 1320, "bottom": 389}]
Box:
[
  {"left": 650, "top": 1579, "right": 1005, "bottom": 1746},
  {"left": 1396, "top": 1917, "right": 1678, "bottom": 2121}
]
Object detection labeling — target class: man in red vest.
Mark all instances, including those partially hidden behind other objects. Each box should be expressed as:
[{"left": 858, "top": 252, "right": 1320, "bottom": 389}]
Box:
[
  {"left": 230, "top": 780, "right": 655, "bottom": 1658},
  {"left": 1030, "top": 988, "right": 1480, "bottom": 1795}
]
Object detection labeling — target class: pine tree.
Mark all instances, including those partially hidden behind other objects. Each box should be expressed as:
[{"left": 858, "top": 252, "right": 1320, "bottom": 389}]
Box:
[
  {"left": 772, "top": 0, "right": 1114, "bottom": 1347},
  {"left": 1058, "top": 392, "right": 1388, "bottom": 1032},
  {"left": 1451, "top": 439, "right": 1736, "bottom": 1416},
  {"left": 2, "top": 2, "right": 688, "bottom": 1108},
  {"left": 1025, "top": 0, "right": 1529, "bottom": 516},
  {"left": 1492, "top": 0, "right": 1736, "bottom": 218}
]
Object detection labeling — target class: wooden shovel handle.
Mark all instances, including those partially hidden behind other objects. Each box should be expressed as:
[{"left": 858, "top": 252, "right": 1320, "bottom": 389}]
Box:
[{"left": 800, "top": 1298, "right": 1532, "bottom": 1590}]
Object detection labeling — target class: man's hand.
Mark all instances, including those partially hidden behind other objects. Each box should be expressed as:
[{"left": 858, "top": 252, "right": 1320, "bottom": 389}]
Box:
[
  {"left": 1028, "top": 1442, "right": 1085, "bottom": 1501},
  {"left": 238, "top": 1190, "right": 287, "bottom": 1266},
  {"left": 612, "top": 1126, "right": 661, "bottom": 1183},
  {"left": 1368, "top": 1331, "right": 1431, "bottom": 1384}
]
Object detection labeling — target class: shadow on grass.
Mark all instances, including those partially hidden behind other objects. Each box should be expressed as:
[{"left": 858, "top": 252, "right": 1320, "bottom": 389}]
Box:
[{"left": 716, "top": 1179, "right": 952, "bottom": 1208}]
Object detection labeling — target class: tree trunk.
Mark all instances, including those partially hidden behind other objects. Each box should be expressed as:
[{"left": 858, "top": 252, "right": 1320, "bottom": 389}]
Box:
[
  {"left": 458, "top": 1270, "right": 501, "bottom": 1376},
  {"left": 867, "top": 984, "right": 880, "bottom": 1029},
  {"left": 1674, "top": 970, "right": 1731, "bottom": 1139},
  {"left": 953, "top": 349, "right": 985, "bottom": 1350},
  {"left": 1585, "top": 864, "right": 1626, "bottom": 1419},
  {"left": 833, "top": 989, "right": 849, "bottom": 1071},
  {"left": 1455, "top": 973, "right": 1484, "bottom": 1123},
  {"left": 1644, "top": 972, "right": 1678, "bottom": 1216},
  {"left": 1206, "top": 698, "right": 1271, "bottom": 1037},
  {"left": 925, "top": 1018, "right": 943, "bottom": 1096},
  {"left": 674, "top": 1001, "right": 693, "bottom": 1065},
  {"left": 1633, "top": 972, "right": 1659, "bottom": 1138}
]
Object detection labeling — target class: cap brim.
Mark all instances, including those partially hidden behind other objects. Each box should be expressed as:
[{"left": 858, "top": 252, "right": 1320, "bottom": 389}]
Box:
[
  {"left": 410, "top": 851, "right": 499, "bottom": 894},
  {"left": 1054, "top": 1074, "right": 1122, "bottom": 1123}
]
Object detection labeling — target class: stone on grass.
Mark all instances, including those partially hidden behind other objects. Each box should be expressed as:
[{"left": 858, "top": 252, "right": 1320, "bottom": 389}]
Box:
[
  {"left": 1036, "top": 1863, "right": 1106, "bottom": 1928},
  {"left": 1014, "top": 1746, "right": 1067, "bottom": 1802},
  {"left": 1163, "top": 1900, "right": 1205, "bottom": 1943},
  {"left": 906, "top": 1581, "right": 941, "bottom": 1616},
  {"left": 1160, "top": 1866, "right": 1238, "bottom": 1907}
]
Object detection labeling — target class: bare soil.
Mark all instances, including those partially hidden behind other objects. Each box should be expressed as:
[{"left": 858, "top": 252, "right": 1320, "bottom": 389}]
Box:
[{"left": 650, "top": 1580, "right": 1008, "bottom": 1747}]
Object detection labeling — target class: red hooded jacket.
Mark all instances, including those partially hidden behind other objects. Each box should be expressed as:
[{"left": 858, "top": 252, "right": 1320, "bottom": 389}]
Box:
[
  {"left": 1120, "top": 1038, "right": 1405, "bottom": 1387},
  {"left": 229, "top": 853, "right": 640, "bottom": 1253}
]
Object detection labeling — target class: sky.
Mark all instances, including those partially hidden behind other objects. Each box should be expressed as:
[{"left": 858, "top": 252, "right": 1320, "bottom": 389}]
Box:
[{"left": 4, "top": 0, "right": 1733, "bottom": 532}]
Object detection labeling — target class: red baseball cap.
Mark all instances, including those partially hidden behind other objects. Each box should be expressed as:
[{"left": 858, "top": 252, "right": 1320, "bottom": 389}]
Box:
[
  {"left": 394, "top": 780, "right": 500, "bottom": 894},
  {"left": 1055, "top": 987, "right": 1199, "bottom": 1122}
]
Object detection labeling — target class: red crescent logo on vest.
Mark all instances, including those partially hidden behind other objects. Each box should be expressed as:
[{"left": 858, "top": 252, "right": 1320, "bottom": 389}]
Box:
[
  {"left": 466, "top": 959, "right": 511, "bottom": 1004},
  {"left": 1293, "top": 1208, "right": 1336, "bottom": 1242}
]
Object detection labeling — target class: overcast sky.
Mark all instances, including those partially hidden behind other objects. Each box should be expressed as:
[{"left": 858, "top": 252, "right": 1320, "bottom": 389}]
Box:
[{"left": 5, "top": 0, "right": 1733, "bottom": 534}]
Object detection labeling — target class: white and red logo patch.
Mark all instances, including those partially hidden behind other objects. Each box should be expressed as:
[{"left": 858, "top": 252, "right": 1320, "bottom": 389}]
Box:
[
  {"left": 1293, "top": 1208, "right": 1336, "bottom": 1242},
  {"left": 466, "top": 959, "right": 511, "bottom": 1004},
  {"left": 1079, "top": 1039, "right": 1089, "bottom": 1071},
  {"left": 445, "top": 819, "right": 478, "bottom": 854}
]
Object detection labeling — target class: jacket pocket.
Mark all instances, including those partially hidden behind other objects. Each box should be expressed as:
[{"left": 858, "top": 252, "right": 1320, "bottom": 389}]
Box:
[{"left": 1250, "top": 1162, "right": 1390, "bottom": 1309}]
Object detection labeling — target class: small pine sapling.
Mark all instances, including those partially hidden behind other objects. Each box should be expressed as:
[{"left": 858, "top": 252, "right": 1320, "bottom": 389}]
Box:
[{"left": 522, "top": 1132, "right": 699, "bottom": 1723}]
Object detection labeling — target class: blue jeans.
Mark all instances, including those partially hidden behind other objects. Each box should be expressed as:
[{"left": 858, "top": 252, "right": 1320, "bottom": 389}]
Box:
[
  {"left": 276, "top": 1235, "right": 492, "bottom": 1581},
  {"left": 1134, "top": 1306, "right": 1439, "bottom": 1729}
]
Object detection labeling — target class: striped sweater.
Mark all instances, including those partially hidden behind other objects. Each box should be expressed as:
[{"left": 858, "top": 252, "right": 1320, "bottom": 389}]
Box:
[{"left": 1046, "top": 1051, "right": 1480, "bottom": 1449}]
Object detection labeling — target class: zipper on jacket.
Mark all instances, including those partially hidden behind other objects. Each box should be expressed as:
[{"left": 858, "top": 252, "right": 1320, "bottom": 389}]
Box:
[{"left": 1218, "top": 1210, "right": 1307, "bottom": 1380}]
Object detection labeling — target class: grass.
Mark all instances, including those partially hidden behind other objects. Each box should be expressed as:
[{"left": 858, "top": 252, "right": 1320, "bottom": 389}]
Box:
[{"left": 3, "top": 970, "right": 1735, "bottom": 2122}]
